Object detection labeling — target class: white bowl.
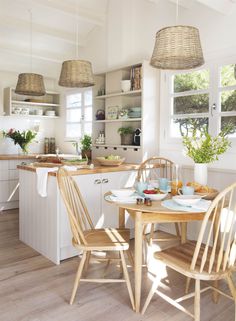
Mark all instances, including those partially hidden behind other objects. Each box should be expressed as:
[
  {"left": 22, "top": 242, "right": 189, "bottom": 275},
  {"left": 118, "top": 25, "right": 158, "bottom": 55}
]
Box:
[
  {"left": 111, "top": 189, "right": 134, "bottom": 198},
  {"left": 173, "top": 195, "right": 202, "bottom": 207},
  {"left": 143, "top": 192, "right": 167, "bottom": 201}
]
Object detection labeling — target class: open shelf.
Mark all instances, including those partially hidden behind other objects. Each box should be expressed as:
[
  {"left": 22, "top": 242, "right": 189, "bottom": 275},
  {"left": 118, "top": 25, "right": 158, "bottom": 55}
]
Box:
[
  {"left": 95, "top": 89, "right": 142, "bottom": 99},
  {"left": 9, "top": 114, "right": 59, "bottom": 119},
  {"left": 93, "top": 118, "right": 141, "bottom": 123},
  {"left": 93, "top": 144, "right": 141, "bottom": 150},
  {"left": 12, "top": 100, "right": 60, "bottom": 107}
]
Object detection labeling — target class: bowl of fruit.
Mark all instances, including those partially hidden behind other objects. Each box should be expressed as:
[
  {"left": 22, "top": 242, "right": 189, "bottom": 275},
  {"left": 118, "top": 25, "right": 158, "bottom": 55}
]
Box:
[
  {"left": 96, "top": 155, "right": 125, "bottom": 166},
  {"left": 143, "top": 188, "right": 168, "bottom": 201}
]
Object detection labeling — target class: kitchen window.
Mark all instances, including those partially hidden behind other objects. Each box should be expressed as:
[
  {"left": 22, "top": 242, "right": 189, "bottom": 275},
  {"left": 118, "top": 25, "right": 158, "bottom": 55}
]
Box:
[
  {"left": 163, "top": 62, "right": 236, "bottom": 142},
  {"left": 65, "top": 88, "right": 93, "bottom": 139}
]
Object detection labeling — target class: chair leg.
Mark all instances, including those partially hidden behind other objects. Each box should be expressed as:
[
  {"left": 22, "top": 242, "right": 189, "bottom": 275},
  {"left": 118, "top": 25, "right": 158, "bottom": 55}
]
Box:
[
  {"left": 126, "top": 249, "right": 134, "bottom": 269},
  {"left": 70, "top": 251, "right": 87, "bottom": 305},
  {"left": 149, "top": 223, "right": 155, "bottom": 246},
  {"left": 185, "top": 277, "right": 191, "bottom": 294},
  {"left": 175, "top": 223, "right": 180, "bottom": 238},
  {"left": 84, "top": 251, "right": 91, "bottom": 275},
  {"left": 194, "top": 279, "right": 200, "bottom": 321},
  {"left": 226, "top": 273, "right": 236, "bottom": 321},
  {"left": 141, "top": 274, "right": 160, "bottom": 314},
  {"left": 120, "top": 250, "right": 135, "bottom": 310}
]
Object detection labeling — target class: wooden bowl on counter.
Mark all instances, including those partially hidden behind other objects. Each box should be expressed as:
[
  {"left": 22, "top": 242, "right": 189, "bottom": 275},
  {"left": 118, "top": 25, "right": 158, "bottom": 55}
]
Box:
[{"left": 96, "top": 157, "right": 125, "bottom": 166}]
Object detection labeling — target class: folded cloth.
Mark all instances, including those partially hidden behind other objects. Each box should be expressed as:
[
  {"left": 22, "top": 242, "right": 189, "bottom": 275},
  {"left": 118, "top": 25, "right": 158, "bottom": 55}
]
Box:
[{"left": 36, "top": 167, "right": 58, "bottom": 197}]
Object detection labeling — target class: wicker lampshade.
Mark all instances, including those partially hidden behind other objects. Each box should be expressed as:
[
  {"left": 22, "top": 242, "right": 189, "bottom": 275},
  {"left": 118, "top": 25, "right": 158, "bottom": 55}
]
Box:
[
  {"left": 150, "top": 25, "right": 204, "bottom": 70},
  {"left": 58, "top": 60, "right": 95, "bottom": 88},
  {"left": 15, "top": 73, "right": 46, "bottom": 96}
]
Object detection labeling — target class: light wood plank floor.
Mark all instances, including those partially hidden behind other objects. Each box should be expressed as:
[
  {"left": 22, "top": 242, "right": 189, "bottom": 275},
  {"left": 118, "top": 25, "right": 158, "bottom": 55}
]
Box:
[{"left": 0, "top": 209, "right": 235, "bottom": 321}]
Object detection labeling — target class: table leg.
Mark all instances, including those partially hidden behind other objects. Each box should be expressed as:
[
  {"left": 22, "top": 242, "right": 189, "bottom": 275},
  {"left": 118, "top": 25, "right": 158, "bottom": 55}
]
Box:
[
  {"left": 119, "top": 207, "right": 125, "bottom": 228},
  {"left": 134, "top": 211, "right": 143, "bottom": 313},
  {"left": 181, "top": 222, "right": 187, "bottom": 244}
]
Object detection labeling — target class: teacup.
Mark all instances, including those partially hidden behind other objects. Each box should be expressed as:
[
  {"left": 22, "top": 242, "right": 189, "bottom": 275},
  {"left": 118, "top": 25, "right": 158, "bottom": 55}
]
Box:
[
  {"left": 159, "top": 178, "right": 169, "bottom": 191},
  {"left": 136, "top": 182, "right": 148, "bottom": 194},
  {"left": 178, "top": 186, "right": 195, "bottom": 195}
]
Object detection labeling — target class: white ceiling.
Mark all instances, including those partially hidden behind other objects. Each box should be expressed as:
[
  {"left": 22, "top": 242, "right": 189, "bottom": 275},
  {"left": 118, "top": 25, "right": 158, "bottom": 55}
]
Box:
[
  {"left": 0, "top": 0, "right": 108, "bottom": 77},
  {"left": 0, "top": 0, "right": 235, "bottom": 78}
]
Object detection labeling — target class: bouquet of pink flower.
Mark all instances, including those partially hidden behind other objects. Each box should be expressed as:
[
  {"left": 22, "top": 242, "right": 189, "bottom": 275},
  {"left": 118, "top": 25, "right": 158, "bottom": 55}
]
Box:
[{"left": 3, "top": 129, "right": 37, "bottom": 153}]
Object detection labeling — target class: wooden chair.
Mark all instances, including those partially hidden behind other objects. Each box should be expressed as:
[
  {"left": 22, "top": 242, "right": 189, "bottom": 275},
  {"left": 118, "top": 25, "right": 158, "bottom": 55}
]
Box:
[
  {"left": 57, "top": 168, "right": 134, "bottom": 309},
  {"left": 137, "top": 157, "right": 180, "bottom": 244},
  {"left": 142, "top": 182, "right": 236, "bottom": 321}
]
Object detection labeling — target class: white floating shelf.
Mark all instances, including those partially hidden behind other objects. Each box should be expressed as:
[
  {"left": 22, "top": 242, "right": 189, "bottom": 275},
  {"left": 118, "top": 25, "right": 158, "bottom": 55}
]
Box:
[
  {"left": 12, "top": 100, "right": 60, "bottom": 107},
  {"left": 9, "top": 114, "right": 59, "bottom": 119},
  {"left": 93, "top": 144, "right": 141, "bottom": 149},
  {"left": 95, "top": 89, "right": 142, "bottom": 99},
  {"left": 93, "top": 118, "right": 141, "bottom": 123}
]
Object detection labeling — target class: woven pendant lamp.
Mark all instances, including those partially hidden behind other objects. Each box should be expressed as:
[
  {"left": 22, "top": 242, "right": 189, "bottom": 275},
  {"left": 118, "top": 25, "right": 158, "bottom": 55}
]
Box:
[
  {"left": 59, "top": 59, "right": 95, "bottom": 88},
  {"left": 16, "top": 73, "right": 45, "bottom": 96},
  {"left": 58, "top": 1, "right": 94, "bottom": 88},
  {"left": 15, "top": 10, "right": 45, "bottom": 96},
  {"left": 150, "top": 25, "right": 204, "bottom": 70}
]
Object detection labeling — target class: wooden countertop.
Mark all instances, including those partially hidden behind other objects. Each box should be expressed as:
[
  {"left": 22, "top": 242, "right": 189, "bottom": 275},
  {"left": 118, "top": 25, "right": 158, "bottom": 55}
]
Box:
[
  {"left": 17, "top": 163, "right": 139, "bottom": 176},
  {"left": 0, "top": 154, "right": 39, "bottom": 160}
]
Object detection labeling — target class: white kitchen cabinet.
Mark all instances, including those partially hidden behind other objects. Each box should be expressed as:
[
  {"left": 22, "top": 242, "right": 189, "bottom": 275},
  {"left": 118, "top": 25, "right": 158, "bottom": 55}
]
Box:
[
  {"left": 0, "top": 159, "right": 32, "bottom": 210},
  {"left": 19, "top": 168, "right": 137, "bottom": 264},
  {"left": 75, "top": 171, "right": 136, "bottom": 228}
]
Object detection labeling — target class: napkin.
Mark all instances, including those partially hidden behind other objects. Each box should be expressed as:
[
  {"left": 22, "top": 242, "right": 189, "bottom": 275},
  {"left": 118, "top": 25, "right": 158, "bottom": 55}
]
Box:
[
  {"left": 36, "top": 167, "right": 58, "bottom": 197},
  {"left": 109, "top": 194, "right": 139, "bottom": 204}
]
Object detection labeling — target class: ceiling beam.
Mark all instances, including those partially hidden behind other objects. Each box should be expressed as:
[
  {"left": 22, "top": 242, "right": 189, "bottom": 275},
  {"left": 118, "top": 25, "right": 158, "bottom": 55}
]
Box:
[
  {"left": 0, "top": 43, "right": 65, "bottom": 64},
  {"left": 0, "top": 15, "right": 86, "bottom": 47},
  {"left": 25, "top": 0, "right": 106, "bottom": 26}
]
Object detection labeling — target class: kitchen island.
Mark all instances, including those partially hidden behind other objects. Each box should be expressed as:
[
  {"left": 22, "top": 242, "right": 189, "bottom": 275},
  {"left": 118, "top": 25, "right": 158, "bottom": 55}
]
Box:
[{"left": 18, "top": 163, "right": 138, "bottom": 264}]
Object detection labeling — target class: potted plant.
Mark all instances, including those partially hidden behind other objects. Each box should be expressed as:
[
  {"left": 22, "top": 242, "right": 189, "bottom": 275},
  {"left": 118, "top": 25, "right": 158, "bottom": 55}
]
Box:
[
  {"left": 182, "top": 122, "right": 233, "bottom": 185},
  {"left": 81, "top": 134, "right": 92, "bottom": 160},
  {"left": 3, "top": 128, "right": 37, "bottom": 154},
  {"left": 118, "top": 126, "right": 134, "bottom": 145}
]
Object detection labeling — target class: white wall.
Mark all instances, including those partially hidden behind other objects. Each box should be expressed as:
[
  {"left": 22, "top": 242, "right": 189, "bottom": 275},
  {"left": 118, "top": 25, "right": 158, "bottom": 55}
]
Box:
[{"left": 0, "top": 70, "right": 58, "bottom": 154}]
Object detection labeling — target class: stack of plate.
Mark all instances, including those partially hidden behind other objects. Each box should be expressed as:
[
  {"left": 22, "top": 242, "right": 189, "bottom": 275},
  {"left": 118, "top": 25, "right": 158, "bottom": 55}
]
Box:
[
  {"left": 45, "top": 110, "right": 56, "bottom": 116},
  {"left": 128, "top": 107, "right": 141, "bottom": 118}
]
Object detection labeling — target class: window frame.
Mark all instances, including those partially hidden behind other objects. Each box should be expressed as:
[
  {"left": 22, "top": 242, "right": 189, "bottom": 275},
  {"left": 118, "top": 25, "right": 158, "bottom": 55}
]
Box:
[
  {"left": 64, "top": 88, "right": 93, "bottom": 140},
  {"left": 160, "top": 59, "right": 236, "bottom": 152}
]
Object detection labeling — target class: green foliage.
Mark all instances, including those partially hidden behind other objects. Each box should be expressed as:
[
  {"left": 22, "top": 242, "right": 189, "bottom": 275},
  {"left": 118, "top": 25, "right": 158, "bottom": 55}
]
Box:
[
  {"left": 174, "top": 65, "right": 236, "bottom": 136},
  {"left": 174, "top": 70, "right": 209, "bottom": 93},
  {"left": 221, "top": 64, "right": 236, "bottom": 87},
  {"left": 3, "top": 129, "right": 37, "bottom": 153},
  {"left": 80, "top": 134, "right": 92, "bottom": 151},
  {"left": 182, "top": 122, "right": 233, "bottom": 163},
  {"left": 118, "top": 127, "right": 134, "bottom": 135}
]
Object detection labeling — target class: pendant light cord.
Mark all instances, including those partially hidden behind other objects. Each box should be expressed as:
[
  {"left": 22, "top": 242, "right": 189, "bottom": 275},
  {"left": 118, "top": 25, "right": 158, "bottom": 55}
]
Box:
[
  {"left": 29, "top": 9, "right": 33, "bottom": 73},
  {"left": 175, "top": 0, "right": 179, "bottom": 25},
  {"left": 75, "top": 0, "right": 79, "bottom": 59}
]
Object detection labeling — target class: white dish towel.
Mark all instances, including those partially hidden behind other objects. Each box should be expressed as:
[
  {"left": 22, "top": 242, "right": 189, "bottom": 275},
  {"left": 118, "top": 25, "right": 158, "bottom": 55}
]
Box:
[
  {"left": 36, "top": 165, "right": 78, "bottom": 197},
  {"left": 36, "top": 167, "right": 58, "bottom": 197}
]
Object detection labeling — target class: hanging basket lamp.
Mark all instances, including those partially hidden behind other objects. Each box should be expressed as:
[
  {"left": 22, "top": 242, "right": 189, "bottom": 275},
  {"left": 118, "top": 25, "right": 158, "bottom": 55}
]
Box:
[
  {"left": 15, "top": 73, "right": 46, "bottom": 96},
  {"left": 150, "top": 25, "right": 204, "bottom": 70},
  {"left": 58, "top": 59, "right": 95, "bottom": 88}
]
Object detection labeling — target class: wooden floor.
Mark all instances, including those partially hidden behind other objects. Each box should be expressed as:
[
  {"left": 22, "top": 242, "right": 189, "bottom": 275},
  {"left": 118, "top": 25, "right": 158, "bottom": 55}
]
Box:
[{"left": 0, "top": 209, "right": 235, "bottom": 321}]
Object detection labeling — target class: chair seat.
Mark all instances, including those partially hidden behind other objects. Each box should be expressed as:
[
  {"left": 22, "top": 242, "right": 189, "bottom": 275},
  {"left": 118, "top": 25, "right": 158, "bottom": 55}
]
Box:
[
  {"left": 155, "top": 241, "right": 228, "bottom": 280},
  {"left": 74, "top": 228, "right": 130, "bottom": 251}
]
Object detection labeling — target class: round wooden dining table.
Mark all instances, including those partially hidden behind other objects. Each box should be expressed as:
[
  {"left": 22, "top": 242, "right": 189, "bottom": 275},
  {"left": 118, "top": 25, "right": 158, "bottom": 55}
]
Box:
[{"left": 104, "top": 193, "right": 206, "bottom": 313}]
